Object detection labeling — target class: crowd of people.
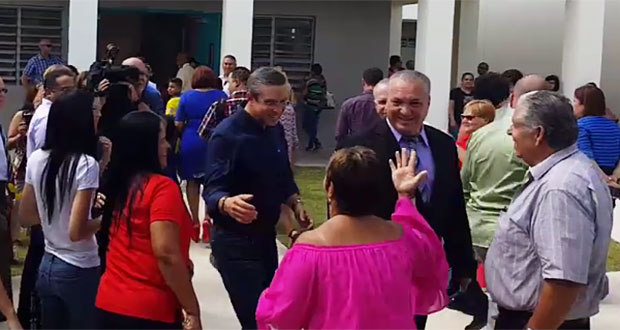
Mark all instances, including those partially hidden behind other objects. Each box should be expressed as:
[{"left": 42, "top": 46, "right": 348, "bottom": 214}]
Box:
[{"left": 0, "top": 36, "right": 617, "bottom": 330}]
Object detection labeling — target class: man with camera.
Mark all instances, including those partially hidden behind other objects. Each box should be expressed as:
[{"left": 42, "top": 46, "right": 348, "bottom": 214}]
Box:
[{"left": 122, "top": 57, "right": 164, "bottom": 115}]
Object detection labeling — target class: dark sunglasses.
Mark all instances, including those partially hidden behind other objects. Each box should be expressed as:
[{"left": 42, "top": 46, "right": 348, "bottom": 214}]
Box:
[
  {"left": 461, "top": 114, "right": 478, "bottom": 121},
  {"left": 0, "top": 88, "right": 7, "bottom": 94},
  {"left": 41, "top": 44, "right": 53, "bottom": 48}
]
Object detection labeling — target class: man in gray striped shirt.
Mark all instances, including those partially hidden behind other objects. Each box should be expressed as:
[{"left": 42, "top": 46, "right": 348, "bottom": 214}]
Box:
[{"left": 486, "top": 91, "right": 612, "bottom": 330}]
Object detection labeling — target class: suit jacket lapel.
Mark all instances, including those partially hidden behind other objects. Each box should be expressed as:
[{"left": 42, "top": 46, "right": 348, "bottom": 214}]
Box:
[
  {"left": 376, "top": 120, "right": 400, "bottom": 156},
  {"left": 423, "top": 125, "right": 442, "bottom": 203}
]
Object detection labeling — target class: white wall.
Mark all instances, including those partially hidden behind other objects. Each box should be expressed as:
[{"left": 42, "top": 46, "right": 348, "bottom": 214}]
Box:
[
  {"left": 601, "top": 0, "right": 620, "bottom": 116},
  {"left": 456, "top": 0, "right": 480, "bottom": 78},
  {"left": 458, "top": 0, "right": 565, "bottom": 78},
  {"left": 255, "top": 0, "right": 391, "bottom": 148}
]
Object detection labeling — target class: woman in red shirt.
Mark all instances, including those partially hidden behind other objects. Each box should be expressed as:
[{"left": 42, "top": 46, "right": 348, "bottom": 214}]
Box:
[{"left": 96, "top": 111, "right": 200, "bottom": 329}]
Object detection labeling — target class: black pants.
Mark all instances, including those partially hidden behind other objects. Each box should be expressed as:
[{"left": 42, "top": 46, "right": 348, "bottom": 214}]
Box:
[
  {"left": 0, "top": 185, "right": 11, "bottom": 324},
  {"left": 17, "top": 225, "right": 44, "bottom": 329},
  {"left": 97, "top": 308, "right": 181, "bottom": 329},
  {"left": 211, "top": 228, "right": 278, "bottom": 330},
  {"left": 495, "top": 307, "right": 590, "bottom": 330},
  {"left": 302, "top": 104, "right": 322, "bottom": 147}
]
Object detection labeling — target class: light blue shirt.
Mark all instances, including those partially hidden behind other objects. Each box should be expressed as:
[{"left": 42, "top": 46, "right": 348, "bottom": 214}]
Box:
[{"left": 386, "top": 118, "right": 435, "bottom": 201}]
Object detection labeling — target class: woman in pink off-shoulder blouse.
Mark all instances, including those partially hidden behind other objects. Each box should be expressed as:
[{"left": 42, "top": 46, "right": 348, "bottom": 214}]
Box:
[{"left": 256, "top": 147, "right": 449, "bottom": 329}]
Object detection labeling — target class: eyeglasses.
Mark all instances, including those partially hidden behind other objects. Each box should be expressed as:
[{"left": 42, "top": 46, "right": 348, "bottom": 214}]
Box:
[
  {"left": 461, "top": 114, "right": 478, "bottom": 121},
  {"left": 258, "top": 98, "right": 290, "bottom": 108},
  {"left": 0, "top": 88, "right": 7, "bottom": 94}
]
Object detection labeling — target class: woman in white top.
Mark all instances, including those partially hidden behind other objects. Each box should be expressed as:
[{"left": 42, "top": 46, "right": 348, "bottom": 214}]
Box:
[{"left": 19, "top": 90, "right": 101, "bottom": 329}]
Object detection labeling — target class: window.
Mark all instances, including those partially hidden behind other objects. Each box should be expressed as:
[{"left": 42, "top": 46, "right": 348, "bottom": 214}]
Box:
[
  {"left": 251, "top": 16, "right": 315, "bottom": 91},
  {"left": 0, "top": 6, "right": 63, "bottom": 84}
]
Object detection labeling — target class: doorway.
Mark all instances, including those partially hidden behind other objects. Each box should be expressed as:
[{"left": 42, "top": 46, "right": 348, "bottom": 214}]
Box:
[{"left": 98, "top": 9, "right": 221, "bottom": 95}]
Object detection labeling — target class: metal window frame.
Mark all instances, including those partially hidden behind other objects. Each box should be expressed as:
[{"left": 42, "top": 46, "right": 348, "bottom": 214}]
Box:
[
  {"left": 0, "top": 5, "right": 64, "bottom": 85},
  {"left": 252, "top": 14, "right": 316, "bottom": 90}
]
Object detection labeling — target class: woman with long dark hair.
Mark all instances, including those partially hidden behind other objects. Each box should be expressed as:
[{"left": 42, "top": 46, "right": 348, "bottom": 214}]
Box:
[
  {"left": 18, "top": 91, "right": 101, "bottom": 329},
  {"left": 96, "top": 111, "right": 200, "bottom": 330}
]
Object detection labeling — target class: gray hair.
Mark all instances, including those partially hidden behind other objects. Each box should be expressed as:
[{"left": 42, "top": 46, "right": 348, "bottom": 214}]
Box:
[
  {"left": 518, "top": 90, "right": 578, "bottom": 150},
  {"left": 389, "top": 70, "right": 431, "bottom": 94},
  {"left": 247, "top": 67, "right": 289, "bottom": 98}
]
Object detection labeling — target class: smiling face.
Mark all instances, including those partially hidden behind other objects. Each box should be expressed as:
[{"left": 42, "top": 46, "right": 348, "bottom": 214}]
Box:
[
  {"left": 462, "top": 74, "right": 475, "bottom": 90},
  {"left": 247, "top": 84, "right": 290, "bottom": 127},
  {"left": 461, "top": 109, "right": 489, "bottom": 135},
  {"left": 386, "top": 78, "right": 430, "bottom": 136},
  {"left": 222, "top": 57, "right": 237, "bottom": 76},
  {"left": 373, "top": 82, "right": 389, "bottom": 118}
]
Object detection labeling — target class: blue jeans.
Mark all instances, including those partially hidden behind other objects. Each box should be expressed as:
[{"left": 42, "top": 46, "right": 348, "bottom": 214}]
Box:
[
  {"left": 36, "top": 253, "right": 100, "bottom": 329},
  {"left": 211, "top": 228, "right": 278, "bottom": 329}
]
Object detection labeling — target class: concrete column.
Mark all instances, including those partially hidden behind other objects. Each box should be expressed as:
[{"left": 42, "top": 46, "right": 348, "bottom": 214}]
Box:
[
  {"left": 457, "top": 0, "right": 481, "bottom": 78},
  {"left": 415, "top": 0, "right": 455, "bottom": 132},
  {"left": 221, "top": 0, "right": 254, "bottom": 68},
  {"left": 601, "top": 0, "right": 620, "bottom": 115},
  {"left": 560, "top": 0, "right": 606, "bottom": 97},
  {"left": 67, "top": 0, "right": 98, "bottom": 71},
  {"left": 389, "top": 1, "right": 403, "bottom": 57}
]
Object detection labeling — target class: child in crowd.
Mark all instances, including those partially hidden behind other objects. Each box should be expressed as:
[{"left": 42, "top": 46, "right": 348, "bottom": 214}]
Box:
[{"left": 165, "top": 78, "right": 183, "bottom": 117}]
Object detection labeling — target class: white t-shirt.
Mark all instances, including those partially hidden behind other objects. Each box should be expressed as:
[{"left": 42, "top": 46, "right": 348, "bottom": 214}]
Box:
[
  {"left": 25, "top": 149, "right": 100, "bottom": 268},
  {"left": 27, "top": 98, "right": 52, "bottom": 158}
]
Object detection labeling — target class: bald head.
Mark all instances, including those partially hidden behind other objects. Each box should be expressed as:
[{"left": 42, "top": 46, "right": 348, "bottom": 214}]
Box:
[
  {"left": 373, "top": 78, "right": 389, "bottom": 118},
  {"left": 511, "top": 74, "right": 549, "bottom": 108},
  {"left": 122, "top": 57, "right": 148, "bottom": 74},
  {"left": 122, "top": 57, "right": 148, "bottom": 94}
]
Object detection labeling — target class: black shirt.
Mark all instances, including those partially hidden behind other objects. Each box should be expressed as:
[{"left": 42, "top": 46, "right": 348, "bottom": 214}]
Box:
[
  {"left": 204, "top": 109, "right": 299, "bottom": 236},
  {"left": 450, "top": 88, "right": 474, "bottom": 125}
]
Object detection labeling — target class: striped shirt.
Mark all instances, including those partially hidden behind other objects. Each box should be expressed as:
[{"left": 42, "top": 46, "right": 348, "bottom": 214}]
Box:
[
  {"left": 486, "top": 145, "right": 612, "bottom": 320},
  {"left": 577, "top": 116, "right": 620, "bottom": 169}
]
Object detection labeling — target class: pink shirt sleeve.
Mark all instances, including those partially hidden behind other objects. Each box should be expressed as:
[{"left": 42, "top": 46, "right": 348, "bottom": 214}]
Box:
[
  {"left": 256, "top": 248, "right": 316, "bottom": 329},
  {"left": 392, "top": 197, "right": 450, "bottom": 315}
]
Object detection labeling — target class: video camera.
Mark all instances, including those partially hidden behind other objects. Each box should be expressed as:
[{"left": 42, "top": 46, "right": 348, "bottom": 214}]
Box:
[
  {"left": 87, "top": 64, "right": 140, "bottom": 96},
  {"left": 86, "top": 43, "right": 139, "bottom": 95}
]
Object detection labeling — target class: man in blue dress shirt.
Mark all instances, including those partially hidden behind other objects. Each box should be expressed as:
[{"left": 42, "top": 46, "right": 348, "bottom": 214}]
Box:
[{"left": 204, "top": 67, "right": 311, "bottom": 329}]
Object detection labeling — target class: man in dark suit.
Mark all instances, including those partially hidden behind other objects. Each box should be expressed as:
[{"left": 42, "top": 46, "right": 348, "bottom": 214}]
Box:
[{"left": 338, "top": 70, "right": 483, "bottom": 329}]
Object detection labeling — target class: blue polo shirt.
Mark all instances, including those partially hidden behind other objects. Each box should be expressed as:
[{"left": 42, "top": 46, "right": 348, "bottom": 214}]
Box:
[{"left": 142, "top": 83, "right": 165, "bottom": 116}]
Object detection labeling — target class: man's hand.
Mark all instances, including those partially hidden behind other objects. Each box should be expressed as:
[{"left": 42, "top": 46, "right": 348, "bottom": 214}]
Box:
[
  {"left": 223, "top": 194, "right": 257, "bottom": 224},
  {"left": 292, "top": 201, "right": 313, "bottom": 230},
  {"left": 97, "top": 78, "right": 110, "bottom": 94},
  {"left": 17, "top": 122, "right": 28, "bottom": 137}
]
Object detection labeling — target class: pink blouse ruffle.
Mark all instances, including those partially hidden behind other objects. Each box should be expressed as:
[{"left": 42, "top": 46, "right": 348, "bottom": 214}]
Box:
[{"left": 256, "top": 197, "right": 449, "bottom": 329}]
